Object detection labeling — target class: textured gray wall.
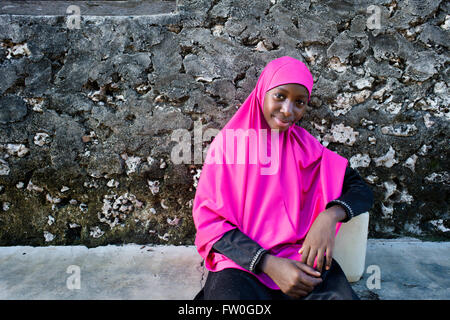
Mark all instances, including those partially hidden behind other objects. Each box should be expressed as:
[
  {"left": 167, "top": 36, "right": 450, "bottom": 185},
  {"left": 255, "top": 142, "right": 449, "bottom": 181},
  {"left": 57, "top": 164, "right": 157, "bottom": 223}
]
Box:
[{"left": 0, "top": 0, "right": 448, "bottom": 246}]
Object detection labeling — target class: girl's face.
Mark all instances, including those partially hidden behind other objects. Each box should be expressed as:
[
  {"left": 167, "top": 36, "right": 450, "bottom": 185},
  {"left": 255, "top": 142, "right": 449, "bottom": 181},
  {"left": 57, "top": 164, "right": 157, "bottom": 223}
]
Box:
[{"left": 263, "top": 83, "right": 309, "bottom": 131}]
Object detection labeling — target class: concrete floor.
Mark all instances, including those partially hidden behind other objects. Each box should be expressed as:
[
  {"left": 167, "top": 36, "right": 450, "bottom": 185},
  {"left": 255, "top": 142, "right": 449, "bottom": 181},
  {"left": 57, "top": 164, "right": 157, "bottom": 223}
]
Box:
[{"left": 0, "top": 238, "right": 449, "bottom": 300}]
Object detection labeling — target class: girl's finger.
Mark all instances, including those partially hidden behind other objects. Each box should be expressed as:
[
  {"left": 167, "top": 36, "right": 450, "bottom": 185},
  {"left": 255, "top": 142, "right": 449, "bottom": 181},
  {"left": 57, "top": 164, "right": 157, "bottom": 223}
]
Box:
[
  {"left": 325, "top": 246, "right": 333, "bottom": 270},
  {"left": 296, "top": 260, "right": 321, "bottom": 278},
  {"left": 316, "top": 248, "right": 325, "bottom": 273},
  {"left": 290, "top": 289, "right": 308, "bottom": 299},
  {"left": 306, "top": 248, "right": 317, "bottom": 268},
  {"left": 300, "top": 246, "right": 310, "bottom": 264},
  {"left": 296, "top": 281, "right": 315, "bottom": 294}
]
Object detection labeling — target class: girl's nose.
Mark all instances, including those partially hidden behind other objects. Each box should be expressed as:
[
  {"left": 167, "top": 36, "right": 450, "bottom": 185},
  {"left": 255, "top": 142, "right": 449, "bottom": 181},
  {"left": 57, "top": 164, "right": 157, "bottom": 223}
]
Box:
[{"left": 280, "top": 100, "right": 294, "bottom": 116}]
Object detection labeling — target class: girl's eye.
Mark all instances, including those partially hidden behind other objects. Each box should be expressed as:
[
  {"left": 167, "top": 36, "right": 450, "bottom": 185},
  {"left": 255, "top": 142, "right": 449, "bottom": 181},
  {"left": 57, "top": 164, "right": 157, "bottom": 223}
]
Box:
[{"left": 274, "top": 93, "right": 307, "bottom": 106}]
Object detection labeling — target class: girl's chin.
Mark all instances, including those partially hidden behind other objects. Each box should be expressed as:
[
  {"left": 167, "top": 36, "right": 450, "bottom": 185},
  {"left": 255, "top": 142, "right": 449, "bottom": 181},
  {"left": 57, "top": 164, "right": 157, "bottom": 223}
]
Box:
[{"left": 269, "top": 124, "right": 290, "bottom": 131}]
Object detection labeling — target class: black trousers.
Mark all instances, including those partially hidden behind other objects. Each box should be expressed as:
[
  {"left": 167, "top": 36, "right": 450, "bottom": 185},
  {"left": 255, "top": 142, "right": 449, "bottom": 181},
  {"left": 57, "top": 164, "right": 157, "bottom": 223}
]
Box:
[{"left": 194, "top": 258, "right": 359, "bottom": 300}]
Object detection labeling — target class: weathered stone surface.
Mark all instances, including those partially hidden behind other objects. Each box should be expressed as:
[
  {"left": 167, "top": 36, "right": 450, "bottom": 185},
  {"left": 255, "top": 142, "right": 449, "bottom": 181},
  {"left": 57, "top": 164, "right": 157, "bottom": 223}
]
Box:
[
  {"left": 0, "top": 95, "right": 28, "bottom": 124},
  {"left": 404, "top": 50, "right": 444, "bottom": 82},
  {"left": 418, "top": 23, "right": 450, "bottom": 48},
  {"left": 0, "top": 0, "right": 448, "bottom": 246},
  {"left": 0, "top": 63, "right": 19, "bottom": 95}
]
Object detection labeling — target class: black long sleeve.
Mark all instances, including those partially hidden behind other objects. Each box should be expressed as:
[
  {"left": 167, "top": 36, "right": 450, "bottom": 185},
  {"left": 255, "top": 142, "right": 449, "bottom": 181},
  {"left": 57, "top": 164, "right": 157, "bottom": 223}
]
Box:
[
  {"left": 212, "top": 165, "right": 374, "bottom": 273},
  {"left": 211, "top": 228, "right": 268, "bottom": 273},
  {"left": 325, "top": 166, "right": 374, "bottom": 222}
]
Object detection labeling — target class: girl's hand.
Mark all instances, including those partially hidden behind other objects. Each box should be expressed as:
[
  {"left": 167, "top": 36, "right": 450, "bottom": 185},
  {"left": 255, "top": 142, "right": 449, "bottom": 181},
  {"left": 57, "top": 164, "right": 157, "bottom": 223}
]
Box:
[
  {"left": 260, "top": 254, "right": 322, "bottom": 299},
  {"left": 299, "top": 206, "right": 347, "bottom": 273}
]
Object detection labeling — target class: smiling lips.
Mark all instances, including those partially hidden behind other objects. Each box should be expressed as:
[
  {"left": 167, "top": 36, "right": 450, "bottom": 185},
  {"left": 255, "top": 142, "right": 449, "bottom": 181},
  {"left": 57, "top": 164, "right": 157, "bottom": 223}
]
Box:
[{"left": 273, "top": 116, "right": 291, "bottom": 127}]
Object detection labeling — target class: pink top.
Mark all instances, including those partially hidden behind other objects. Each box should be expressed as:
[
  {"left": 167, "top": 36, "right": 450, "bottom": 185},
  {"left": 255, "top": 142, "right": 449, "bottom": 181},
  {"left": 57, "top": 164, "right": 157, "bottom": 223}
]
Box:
[{"left": 192, "top": 56, "right": 348, "bottom": 290}]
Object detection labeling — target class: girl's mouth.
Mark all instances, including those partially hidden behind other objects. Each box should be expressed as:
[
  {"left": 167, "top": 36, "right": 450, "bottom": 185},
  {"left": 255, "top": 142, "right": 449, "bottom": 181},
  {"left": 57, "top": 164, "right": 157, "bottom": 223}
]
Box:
[{"left": 273, "top": 116, "right": 291, "bottom": 127}]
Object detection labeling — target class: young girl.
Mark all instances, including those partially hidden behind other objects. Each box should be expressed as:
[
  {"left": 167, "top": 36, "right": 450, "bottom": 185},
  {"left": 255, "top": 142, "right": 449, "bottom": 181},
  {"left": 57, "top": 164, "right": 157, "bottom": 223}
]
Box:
[{"left": 192, "top": 56, "right": 373, "bottom": 300}]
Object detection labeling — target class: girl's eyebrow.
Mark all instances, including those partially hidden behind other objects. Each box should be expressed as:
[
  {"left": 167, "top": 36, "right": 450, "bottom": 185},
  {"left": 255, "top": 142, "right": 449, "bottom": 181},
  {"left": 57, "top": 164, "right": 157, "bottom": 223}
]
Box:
[{"left": 276, "top": 88, "right": 308, "bottom": 99}]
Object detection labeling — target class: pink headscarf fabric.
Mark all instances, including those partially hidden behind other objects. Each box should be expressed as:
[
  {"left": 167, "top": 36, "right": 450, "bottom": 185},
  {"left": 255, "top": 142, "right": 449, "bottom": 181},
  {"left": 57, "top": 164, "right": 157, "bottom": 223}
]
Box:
[{"left": 192, "top": 56, "right": 348, "bottom": 290}]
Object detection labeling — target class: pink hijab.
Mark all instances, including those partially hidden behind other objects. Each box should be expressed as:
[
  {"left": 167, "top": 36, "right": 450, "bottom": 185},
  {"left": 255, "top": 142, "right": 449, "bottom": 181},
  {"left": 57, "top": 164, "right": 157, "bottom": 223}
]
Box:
[{"left": 192, "top": 56, "right": 348, "bottom": 290}]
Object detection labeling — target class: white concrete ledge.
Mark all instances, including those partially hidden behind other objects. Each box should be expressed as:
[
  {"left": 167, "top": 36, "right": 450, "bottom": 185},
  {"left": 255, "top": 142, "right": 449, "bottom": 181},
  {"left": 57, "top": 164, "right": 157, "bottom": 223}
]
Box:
[
  {"left": 0, "top": 245, "right": 204, "bottom": 300},
  {"left": 0, "top": 239, "right": 449, "bottom": 300}
]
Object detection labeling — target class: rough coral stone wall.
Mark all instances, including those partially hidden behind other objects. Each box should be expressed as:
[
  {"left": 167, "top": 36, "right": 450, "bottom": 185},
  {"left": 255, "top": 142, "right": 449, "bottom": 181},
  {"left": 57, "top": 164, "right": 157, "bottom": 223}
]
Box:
[{"left": 0, "top": 0, "right": 449, "bottom": 246}]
